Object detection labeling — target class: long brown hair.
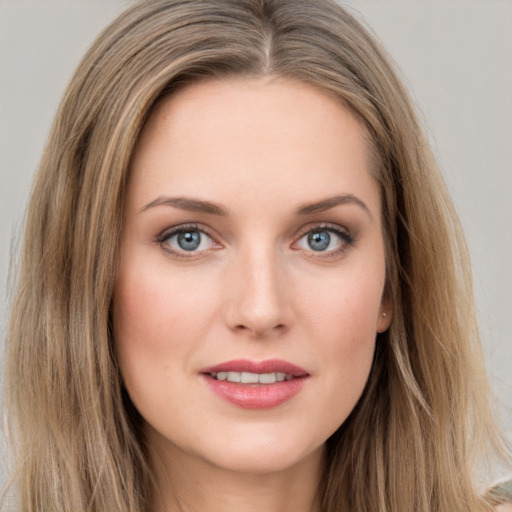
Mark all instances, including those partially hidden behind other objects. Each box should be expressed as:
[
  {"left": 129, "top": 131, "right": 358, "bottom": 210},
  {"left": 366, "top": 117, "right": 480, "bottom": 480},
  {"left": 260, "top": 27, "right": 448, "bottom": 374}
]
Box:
[{"left": 5, "top": 0, "right": 510, "bottom": 510}]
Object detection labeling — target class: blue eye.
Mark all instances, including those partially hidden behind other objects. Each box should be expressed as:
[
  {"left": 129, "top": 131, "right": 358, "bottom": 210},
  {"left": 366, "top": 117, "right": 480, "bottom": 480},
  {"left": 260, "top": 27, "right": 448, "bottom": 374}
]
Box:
[
  {"left": 176, "top": 230, "right": 201, "bottom": 251},
  {"left": 159, "top": 226, "right": 217, "bottom": 255},
  {"left": 307, "top": 230, "right": 331, "bottom": 251},
  {"left": 295, "top": 226, "right": 353, "bottom": 254}
]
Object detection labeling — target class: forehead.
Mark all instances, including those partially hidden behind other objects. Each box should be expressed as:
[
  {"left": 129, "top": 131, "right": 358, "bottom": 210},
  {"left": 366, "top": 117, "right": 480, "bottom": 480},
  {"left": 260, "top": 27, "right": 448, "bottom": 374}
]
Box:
[{"left": 128, "top": 77, "right": 380, "bottom": 216}]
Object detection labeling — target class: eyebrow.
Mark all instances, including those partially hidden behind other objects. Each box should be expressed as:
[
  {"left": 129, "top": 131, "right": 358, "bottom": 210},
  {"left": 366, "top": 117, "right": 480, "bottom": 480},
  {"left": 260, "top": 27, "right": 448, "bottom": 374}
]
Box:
[
  {"left": 141, "top": 196, "right": 228, "bottom": 216},
  {"left": 296, "top": 194, "right": 373, "bottom": 219},
  {"left": 141, "top": 193, "right": 372, "bottom": 219}
]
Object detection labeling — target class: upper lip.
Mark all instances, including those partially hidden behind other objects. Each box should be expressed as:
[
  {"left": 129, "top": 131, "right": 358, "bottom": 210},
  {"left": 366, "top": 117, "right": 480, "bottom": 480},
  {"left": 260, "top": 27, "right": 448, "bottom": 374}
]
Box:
[{"left": 201, "top": 359, "right": 309, "bottom": 377}]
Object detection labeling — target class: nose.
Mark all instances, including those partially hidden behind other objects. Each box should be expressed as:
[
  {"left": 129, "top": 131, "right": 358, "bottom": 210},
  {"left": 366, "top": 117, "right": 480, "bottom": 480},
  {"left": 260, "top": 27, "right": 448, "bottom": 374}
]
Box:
[{"left": 223, "top": 247, "right": 291, "bottom": 338}]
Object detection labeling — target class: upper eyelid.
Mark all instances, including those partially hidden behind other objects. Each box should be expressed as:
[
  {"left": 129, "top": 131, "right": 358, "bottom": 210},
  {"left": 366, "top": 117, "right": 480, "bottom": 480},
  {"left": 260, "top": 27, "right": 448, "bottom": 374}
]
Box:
[
  {"left": 293, "top": 221, "right": 351, "bottom": 239},
  {"left": 157, "top": 223, "right": 217, "bottom": 241},
  {"left": 157, "top": 221, "right": 349, "bottom": 237},
  {"left": 292, "top": 223, "right": 355, "bottom": 254},
  {"left": 156, "top": 221, "right": 353, "bottom": 251},
  {"left": 157, "top": 224, "right": 221, "bottom": 258}
]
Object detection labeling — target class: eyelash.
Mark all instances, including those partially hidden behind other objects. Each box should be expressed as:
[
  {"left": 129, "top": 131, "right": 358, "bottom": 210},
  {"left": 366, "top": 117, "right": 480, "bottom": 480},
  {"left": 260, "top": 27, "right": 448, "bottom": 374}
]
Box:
[
  {"left": 156, "top": 223, "right": 220, "bottom": 259},
  {"left": 293, "top": 223, "right": 355, "bottom": 258},
  {"left": 156, "top": 222, "right": 355, "bottom": 259}
]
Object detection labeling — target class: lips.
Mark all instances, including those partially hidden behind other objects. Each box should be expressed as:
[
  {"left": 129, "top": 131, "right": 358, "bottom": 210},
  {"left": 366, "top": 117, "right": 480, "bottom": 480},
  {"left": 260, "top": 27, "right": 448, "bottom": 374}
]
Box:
[{"left": 201, "top": 359, "right": 309, "bottom": 409}]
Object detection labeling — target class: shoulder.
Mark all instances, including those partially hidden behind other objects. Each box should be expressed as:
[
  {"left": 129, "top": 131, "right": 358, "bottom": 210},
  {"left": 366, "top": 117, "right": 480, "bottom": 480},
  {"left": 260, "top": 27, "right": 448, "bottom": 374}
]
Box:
[
  {"left": 486, "top": 480, "right": 512, "bottom": 511},
  {"left": 494, "top": 504, "right": 512, "bottom": 512}
]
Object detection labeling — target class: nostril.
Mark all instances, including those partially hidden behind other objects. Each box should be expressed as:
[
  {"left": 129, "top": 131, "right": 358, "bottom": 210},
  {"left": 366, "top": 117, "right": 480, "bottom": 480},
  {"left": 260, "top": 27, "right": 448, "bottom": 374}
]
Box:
[{"left": 233, "top": 322, "right": 287, "bottom": 336}]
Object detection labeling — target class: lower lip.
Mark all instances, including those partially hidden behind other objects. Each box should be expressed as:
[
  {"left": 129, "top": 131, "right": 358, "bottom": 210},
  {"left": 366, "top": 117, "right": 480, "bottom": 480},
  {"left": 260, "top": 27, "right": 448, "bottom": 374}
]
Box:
[{"left": 203, "top": 375, "right": 308, "bottom": 409}]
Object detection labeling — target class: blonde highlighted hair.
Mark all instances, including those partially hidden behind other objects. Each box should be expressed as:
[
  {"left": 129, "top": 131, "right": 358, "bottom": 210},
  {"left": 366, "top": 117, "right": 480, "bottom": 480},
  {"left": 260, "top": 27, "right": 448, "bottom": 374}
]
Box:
[{"left": 4, "top": 0, "right": 510, "bottom": 510}]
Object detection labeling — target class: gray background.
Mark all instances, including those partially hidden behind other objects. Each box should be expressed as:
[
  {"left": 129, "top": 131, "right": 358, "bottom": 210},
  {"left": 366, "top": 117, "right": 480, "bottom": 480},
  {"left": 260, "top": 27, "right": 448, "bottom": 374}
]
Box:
[{"left": 1, "top": 0, "right": 511, "bottom": 489}]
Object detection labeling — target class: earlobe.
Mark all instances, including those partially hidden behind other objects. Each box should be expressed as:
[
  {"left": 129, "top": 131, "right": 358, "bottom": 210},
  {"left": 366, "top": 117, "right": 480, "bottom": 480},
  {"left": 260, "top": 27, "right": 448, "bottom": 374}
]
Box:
[{"left": 376, "top": 296, "right": 393, "bottom": 333}]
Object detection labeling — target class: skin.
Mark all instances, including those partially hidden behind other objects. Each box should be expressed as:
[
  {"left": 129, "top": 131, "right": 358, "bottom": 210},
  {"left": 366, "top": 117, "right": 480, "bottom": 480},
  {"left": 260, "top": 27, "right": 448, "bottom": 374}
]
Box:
[{"left": 113, "top": 77, "right": 392, "bottom": 512}]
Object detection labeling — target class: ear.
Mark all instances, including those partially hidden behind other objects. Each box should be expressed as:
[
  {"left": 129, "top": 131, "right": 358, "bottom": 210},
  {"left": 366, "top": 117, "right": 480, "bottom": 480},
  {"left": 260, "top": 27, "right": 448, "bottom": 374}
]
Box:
[{"left": 376, "top": 291, "right": 393, "bottom": 333}]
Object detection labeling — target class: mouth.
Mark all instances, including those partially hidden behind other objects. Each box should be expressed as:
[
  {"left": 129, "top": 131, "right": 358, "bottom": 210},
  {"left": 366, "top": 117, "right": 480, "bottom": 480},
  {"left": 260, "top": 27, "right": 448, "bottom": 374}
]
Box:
[
  {"left": 207, "top": 371, "right": 294, "bottom": 384},
  {"left": 200, "top": 359, "right": 309, "bottom": 409},
  {"left": 201, "top": 358, "right": 308, "bottom": 383}
]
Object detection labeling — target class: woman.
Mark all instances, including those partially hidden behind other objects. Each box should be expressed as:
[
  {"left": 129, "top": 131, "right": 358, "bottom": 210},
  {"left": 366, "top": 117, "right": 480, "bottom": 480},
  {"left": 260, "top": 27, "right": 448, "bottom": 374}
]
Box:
[{"left": 4, "top": 0, "right": 511, "bottom": 511}]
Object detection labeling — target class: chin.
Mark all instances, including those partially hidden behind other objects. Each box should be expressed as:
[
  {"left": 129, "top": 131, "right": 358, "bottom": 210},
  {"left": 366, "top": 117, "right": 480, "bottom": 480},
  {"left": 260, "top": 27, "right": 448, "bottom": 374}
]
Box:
[{"left": 191, "top": 432, "right": 326, "bottom": 475}]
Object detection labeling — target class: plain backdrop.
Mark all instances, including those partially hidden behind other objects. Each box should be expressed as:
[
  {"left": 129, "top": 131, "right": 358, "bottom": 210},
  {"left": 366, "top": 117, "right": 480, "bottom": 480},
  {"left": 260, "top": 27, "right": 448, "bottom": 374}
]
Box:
[{"left": 1, "top": 0, "right": 511, "bottom": 489}]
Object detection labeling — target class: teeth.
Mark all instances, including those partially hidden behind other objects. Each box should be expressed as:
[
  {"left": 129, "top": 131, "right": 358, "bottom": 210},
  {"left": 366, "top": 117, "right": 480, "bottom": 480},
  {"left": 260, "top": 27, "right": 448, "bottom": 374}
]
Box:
[
  {"left": 241, "top": 372, "right": 260, "bottom": 384},
  {"left": 258, "top": 373, "right": 276, "bottom": 384},
  {"left": 227, "top": 371, "right": 241, "bottom": 383},
  {"left": 212, "top": 371, "right": 292, "bottom": 384}
]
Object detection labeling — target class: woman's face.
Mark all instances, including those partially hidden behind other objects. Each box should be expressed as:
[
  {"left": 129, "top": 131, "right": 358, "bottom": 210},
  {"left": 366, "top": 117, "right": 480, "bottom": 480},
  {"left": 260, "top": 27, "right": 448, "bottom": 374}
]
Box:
[{"left": 113, "top": 77, "right": 391, "bottom": 475}]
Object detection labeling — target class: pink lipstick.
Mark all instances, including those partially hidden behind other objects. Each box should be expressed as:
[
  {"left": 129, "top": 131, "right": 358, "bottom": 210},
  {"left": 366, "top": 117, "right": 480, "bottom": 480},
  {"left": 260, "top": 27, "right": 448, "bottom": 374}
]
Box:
[{"left": 201, "top": 359, "right": 309, "bottom": 409}]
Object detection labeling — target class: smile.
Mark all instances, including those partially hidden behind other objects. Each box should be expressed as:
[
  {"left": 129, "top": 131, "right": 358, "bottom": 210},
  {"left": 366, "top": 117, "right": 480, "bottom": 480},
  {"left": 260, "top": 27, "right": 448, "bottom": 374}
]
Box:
[
  {"left": 201, "top": 359, "right": 309, "bottom": 409},
  {"left": 208, "top": 371, "right": 293, "bottom": 383}
]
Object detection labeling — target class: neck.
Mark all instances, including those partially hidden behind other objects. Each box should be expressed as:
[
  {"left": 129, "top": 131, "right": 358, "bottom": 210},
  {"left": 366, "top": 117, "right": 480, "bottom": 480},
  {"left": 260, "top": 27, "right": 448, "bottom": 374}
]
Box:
[{"left": 147, "top": 434, "right": 325, "bottom": 512}]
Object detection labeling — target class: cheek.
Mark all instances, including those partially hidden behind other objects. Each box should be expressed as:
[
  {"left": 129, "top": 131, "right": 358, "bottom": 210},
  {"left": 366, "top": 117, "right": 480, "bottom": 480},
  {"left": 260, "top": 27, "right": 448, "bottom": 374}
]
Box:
[
  {"left": 112, "top": 271, "right": 168, "bottom": 409},
  {"left": 114, "top": 270, "right": 174, "bottom": 360},
  {"left": 296, "top": 260, "right": 384, "bottom": 415},
  {"left": 114, "top": 254, "right": 214, "bottom": 337},
  {"left": 301, "top": 259, "right": 385, "bottom": 344},
  {"left": 112, "top": 261, "right": 214, "bottom": 395},
  {"left": 317, "top": 288, "right": 377, "bottom": 391}
]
